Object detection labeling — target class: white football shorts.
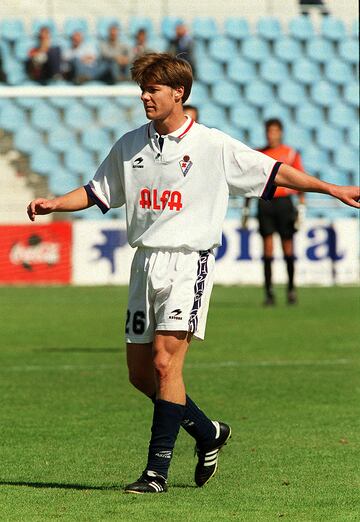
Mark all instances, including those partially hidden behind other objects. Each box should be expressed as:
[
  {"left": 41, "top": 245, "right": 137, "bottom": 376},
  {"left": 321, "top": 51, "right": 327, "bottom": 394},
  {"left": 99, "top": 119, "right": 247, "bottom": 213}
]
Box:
[{"left": 126, "top": 247, "right": 215, "bottom": 344}]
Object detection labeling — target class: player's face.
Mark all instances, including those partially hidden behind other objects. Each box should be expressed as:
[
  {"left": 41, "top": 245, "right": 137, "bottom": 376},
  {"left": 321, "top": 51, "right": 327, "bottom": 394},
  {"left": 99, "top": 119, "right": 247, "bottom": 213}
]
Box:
[
  {"left": 141, "top": 84, "right": 179, "bottom": 121},
  {"left": 266, "top": 124, "right": 282, "bottom": 148}
]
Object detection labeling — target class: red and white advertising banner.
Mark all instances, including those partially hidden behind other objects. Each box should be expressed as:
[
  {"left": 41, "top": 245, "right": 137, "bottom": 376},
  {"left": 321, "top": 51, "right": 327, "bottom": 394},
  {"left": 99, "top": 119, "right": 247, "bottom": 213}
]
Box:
[
  {"left": 72, "top": 219, "right": 359, "bottom": 286},
  {"left": 0, "top": 223, "right": 72, "bottom": 284}
]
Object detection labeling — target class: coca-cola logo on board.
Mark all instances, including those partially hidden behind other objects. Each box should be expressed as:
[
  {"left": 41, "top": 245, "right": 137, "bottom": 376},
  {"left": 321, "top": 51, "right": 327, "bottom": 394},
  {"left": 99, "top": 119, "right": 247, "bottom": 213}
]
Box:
[{"left": 10, "top": 234, "right": 60, "bottom": 270}]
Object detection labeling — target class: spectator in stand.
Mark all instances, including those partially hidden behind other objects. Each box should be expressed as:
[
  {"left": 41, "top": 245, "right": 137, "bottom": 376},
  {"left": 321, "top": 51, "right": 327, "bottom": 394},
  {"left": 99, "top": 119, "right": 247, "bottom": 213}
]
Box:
[
  {"left": 62, "top": 30, "right": 107, "bottom": 84},
  {"left": 26, "top": 26, "right": 62, "bottom": 84},
  {"left": 131, "top": 28, "right": 151, "bottom": 61},
  {"left": 299, "top": 0, "right": 329, "bottom": 16},
  {"left": 168, "top": 23, "right": 195, "bottom": 75},
  {"left": 0, "top": 49, "right": 6, "bottom": 83},
  {"left": 184, "top": 104, "right": 198, "bottom": 122},
  {"left": 100, "top": 23, "right": 130, "bottom": 83}
]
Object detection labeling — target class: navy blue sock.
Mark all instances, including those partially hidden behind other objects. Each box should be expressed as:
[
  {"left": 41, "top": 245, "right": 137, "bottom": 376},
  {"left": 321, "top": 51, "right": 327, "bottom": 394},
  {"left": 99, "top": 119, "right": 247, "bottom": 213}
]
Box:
[
  {"left": 182, "top": 395, "right": 216, "bottom": 447},
  {"left": 146, "top": 399, "right": 185, "bottom": 479},
  {"left": 284, "top": 255, "right": 295, "bottom": 291},
  {"left": 150, "top": 393, "right": 216, "bottom": 448}
]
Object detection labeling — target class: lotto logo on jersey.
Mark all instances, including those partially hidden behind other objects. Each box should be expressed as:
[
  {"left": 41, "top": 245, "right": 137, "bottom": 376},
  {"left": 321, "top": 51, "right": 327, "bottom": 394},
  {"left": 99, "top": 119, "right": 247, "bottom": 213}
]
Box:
[{"left": 139, "top": 188, "right": 183, "bottom": 211}]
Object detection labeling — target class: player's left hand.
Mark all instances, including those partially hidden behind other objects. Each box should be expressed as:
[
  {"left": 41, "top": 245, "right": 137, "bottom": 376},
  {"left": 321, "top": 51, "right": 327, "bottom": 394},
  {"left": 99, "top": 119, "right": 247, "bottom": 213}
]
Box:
[{"left": 332, "top": 186, "right": 360, "bottom": 208}]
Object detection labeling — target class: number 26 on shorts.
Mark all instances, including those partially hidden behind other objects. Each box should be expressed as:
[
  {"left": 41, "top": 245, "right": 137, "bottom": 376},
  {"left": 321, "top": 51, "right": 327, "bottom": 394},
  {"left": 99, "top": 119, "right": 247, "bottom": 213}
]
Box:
[{"left": 126, "top": 310, "right": 146, "bottom": 335}]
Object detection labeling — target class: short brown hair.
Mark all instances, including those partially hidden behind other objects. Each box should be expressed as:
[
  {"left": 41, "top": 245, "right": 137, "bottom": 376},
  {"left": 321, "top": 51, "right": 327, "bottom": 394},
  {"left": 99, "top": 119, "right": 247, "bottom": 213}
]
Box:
[
  {"left": 131, "top": 52, "right": 193, "bottom": 103},
  {"left": 265, "top": 118, "right": 283, "bottom": 131}
]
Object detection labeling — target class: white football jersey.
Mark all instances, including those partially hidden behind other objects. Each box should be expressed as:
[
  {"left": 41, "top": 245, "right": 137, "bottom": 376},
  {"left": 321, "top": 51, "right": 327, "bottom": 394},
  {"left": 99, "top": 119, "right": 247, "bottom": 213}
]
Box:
[{"left": 86, "top": 116, "right": 280, "bottom": 250}]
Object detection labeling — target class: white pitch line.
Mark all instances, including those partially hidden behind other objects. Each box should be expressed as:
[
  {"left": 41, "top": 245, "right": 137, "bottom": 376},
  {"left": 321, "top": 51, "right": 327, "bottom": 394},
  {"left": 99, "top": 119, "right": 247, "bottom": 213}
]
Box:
[{"left": 0, "top": 359, "right": 354, "bottom": 372}]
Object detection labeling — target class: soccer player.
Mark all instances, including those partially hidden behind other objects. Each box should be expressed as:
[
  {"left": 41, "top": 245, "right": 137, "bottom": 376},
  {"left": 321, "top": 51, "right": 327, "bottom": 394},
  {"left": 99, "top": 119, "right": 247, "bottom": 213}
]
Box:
[
  {"left": 244, "top": 118, "right": 306, "bottom": 306},
  {"left": 183, "top": 104, "right": 199, "bottom": 122},
  {"left": 27, "top": 53, "right": 360, "bottom": 494}
]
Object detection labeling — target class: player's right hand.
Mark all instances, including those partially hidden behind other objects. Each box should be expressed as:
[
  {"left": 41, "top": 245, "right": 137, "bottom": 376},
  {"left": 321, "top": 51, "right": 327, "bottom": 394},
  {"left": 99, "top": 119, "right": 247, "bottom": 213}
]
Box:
[{"left": 27, "top": 198, "right": 55, "bottom": 221}]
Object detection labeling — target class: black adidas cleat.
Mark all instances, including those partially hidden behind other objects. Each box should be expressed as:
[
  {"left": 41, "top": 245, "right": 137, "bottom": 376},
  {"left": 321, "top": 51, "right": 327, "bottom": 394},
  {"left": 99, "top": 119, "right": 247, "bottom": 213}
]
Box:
[
  {"left": 124, "top": 470, "right": 168, "bottom": 494},
  {"left": 194, "top": 421, "right": 231, "bottom": 487}
]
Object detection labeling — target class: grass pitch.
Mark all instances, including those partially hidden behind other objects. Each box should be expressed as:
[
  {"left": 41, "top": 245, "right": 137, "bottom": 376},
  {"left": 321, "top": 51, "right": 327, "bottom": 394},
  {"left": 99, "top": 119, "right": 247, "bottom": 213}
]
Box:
[{"left": 0, "top": 285, "right": 359, "bottom": 521}]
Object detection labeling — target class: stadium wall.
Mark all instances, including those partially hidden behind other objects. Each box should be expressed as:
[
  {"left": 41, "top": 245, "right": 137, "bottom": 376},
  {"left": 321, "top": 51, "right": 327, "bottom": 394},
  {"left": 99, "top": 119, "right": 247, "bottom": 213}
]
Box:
[{"left": 1, "top": 219, "right": 358, "bottom": 286}]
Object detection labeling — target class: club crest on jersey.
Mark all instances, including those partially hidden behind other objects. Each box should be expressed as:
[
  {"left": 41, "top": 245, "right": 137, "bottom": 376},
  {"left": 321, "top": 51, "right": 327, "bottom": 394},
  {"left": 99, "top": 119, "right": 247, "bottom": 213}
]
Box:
[{"left": 179, "top": 155, "right": 193, "bottom": 176}]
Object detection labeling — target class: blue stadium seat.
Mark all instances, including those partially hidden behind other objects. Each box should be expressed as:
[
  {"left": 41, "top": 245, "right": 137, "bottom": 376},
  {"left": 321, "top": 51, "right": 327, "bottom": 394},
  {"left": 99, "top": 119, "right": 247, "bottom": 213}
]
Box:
[
  {"left": 14, "top": 37, "right": 37, "bottom": 62},
  {"left": 310, "top": 81, "right": 338, "bottom": 108},
  {"left": 302, "top": 146, "right": 328, "bottom": 173},
  {"left": 242, "top": 37, "right": 270, "bottom": 63},
  {"left": 324, "top": 60, "right": 353, "bottom": 86},
  {"left": 295, "top": 103, "right": 325, "bottom": 130},
  {"left": 31, "top": 101, "right": 61, "bottom": 131},
  {"left": 244, "top": 80, "right": 273, "bottom": 108},
  {"left": 148, "top": 36, "right": 167, "bottom": 52},
  {"left": 343, "top": 82, "right": 359, "bottom": 107},
  {"left": 192, "top": 17, "right": 218, "bottom": 40},
  {"left": 274, "top": 37, "right": 302, "bottom": 63},
  {"left": 129, "top": 104, "right": 147, "bottom": 126},
  {"left": 256, "top": 17, "right": 282, "bottom": 41},
  {"left": 320, "top": 17, "right": 346, "bottom": 42},
  {"left": 288, "top": 16, "right": 314, "bottom": 41},
  {"left": 328, "top": 103, "right": 356, "bottom": 130},
  {"left": 31, "top": 18, "right": 58, "bottom": 38},
  {"left": 227, "top": 58, "right": 256, "bottom": 85},
  {"left": 334, "top": 145, "right": 359, "bottom": 173},
  {"left": 208, "top": 36, "right": 237, "bottom": 64},
  {"left": 0, "top": 19, "right": 25, "bottom": 42},
  {"left": 292, "top": 59, "right": 320, "bottom": 85},
  {"left": 319, "top": 169, "right": 349, "bottom": 186},
  {"left": 128, "top": 16, "right": 154, "bottom": 37},
  {"left": 63, "top": 17, "right": 89, "bottom": 37},
  {"left": 316, "top": 125, "right": 343, "bottom": 152},
  {"left": 278, "top": 80, "right": 306, "bottom": 108},
  {"left": 284, "top": 125, "right": 312, "bottom": 152},
  {"left": 262, "top": 103, "right": 291, "bottom": 124},
  {"left": 48, "top": 168, "right": 80, "bottom": 195},
  {"left": 96, "top": 17, "right": 121, "bottom": 39},
  {"left": 306, "top": 37, "right": 334, "bottom": 64},
  {"left": 230, "top": 104, "right": 258, "bottom": 130},
  {"left": 198, "top": 103, "right": 226, "bottom": 128},
  {"left": 13, "top": 127, "right": 42, "bottom": 155},
  {"left": 259, "top": 58, "right": 287, "bottom": 85},
  {"left": 338, "top": 39, "right": 359, "bottom": 66},
  {"left": 48, "top": 126, "right": 77, "bottom": 153},
  {"left": 188, "top": 81, "right": 209, "bottom": 107},
  {"left": 212, "top": 80, "right": 240, "bottom": 108},
  {"left": 81, "top": 96, "right": 110, "bottom": 109},
  {"left": 97, "top": 102, "right": 128, "bottom": 130},
  {"left": 161, "top": 16, "right": 183, "bottom": 40},
  {"left": 30, "top": 146, "right": 59, "bottom": 176},
  {"left": 5, "top": 64, "right": 27, "bottom": 85},
  {"left": 352, "top": 19, "right": 359, "bottom": 38},
  {"left": 112, "top": 123, "right": 136, "bottom": 141},
  {"left": 219, "top": 124, "right": 245, "bottom": 142},
  {"left": 196, "top": 59, "right": 224, "bottom": 85},
  {"left": 48, "top": 95, "right": 78, "bottom": 109},
  {"left": 0, "top": 102, "right": 27, "bottom": 132},
  {"left": 115, "top": 89, "right": 139, "bottom": 109},
  {"left": 224, "top": 18, "right": 250, "bottom": 41},
  {"left": 347, "top": 124, "right": 359, "bottom": 149},
  {"left": 248, "top": 126, "right": 266, "bottom": 148},
  {"left": 82, "top": 127, "right": 112, "bottom": 153},
  {"left": 64, "top": 147, "right": 96, "bottom": 176},
  {"left": 14, "top": 96, "right": 41, "bottom": 110},
  {"left": 64, "top": 102, "right": 93, "bottom": 130}
]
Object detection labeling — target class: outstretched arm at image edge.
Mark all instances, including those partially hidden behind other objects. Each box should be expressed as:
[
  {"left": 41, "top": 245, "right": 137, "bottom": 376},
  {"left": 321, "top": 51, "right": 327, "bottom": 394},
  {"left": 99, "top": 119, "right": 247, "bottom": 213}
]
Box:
[
  {"left": 27, "top": 187, "right": 94, "bottom": 221},
  {"left": 275, "top": 164, "right": 360, "bottom": 209}
]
